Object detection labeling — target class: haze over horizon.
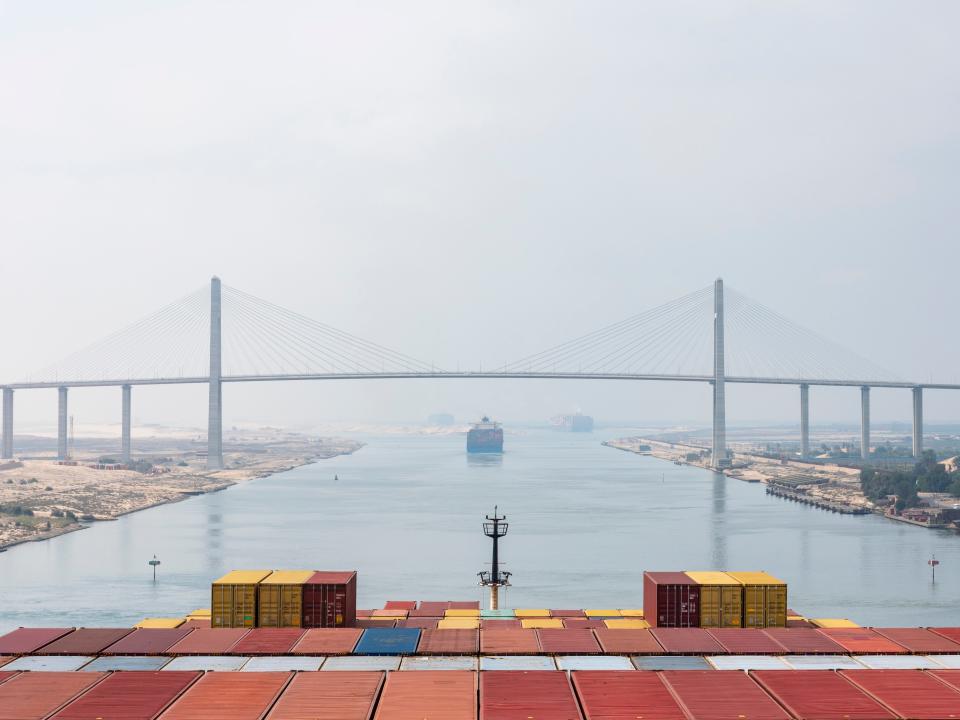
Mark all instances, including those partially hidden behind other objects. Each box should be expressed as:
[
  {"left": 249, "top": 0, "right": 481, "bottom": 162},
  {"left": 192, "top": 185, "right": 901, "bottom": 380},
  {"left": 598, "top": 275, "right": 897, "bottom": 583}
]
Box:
[{"left": 2, "top": 2, "right": 958, "bottom": 429}]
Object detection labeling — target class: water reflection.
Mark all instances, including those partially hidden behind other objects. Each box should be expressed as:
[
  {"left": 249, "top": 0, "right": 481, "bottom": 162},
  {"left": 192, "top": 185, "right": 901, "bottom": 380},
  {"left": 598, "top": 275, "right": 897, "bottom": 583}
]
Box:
[
  {"left": 467, "top": 454, "right": 503, "bottom": 468},
  {"left": 710, "top": 470, "right": 727, "bottom": 568}
]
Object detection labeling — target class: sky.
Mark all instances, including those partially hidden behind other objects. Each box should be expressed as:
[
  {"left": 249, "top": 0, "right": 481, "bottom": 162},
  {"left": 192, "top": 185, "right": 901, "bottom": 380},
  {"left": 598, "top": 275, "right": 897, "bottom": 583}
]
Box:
[{"left": 1, "top": 1, "right": 958, "bottom": 433}]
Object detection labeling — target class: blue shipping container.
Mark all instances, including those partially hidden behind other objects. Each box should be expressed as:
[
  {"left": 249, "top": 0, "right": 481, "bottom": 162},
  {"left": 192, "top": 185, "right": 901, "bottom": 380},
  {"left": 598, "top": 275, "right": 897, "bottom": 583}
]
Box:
[{"left": 354, "top": 628, "right": 420, "bottom": 655}]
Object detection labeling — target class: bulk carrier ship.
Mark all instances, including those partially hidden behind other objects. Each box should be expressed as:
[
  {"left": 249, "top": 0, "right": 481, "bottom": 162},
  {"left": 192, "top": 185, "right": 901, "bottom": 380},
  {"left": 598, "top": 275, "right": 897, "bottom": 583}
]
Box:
[
  {"left": 467, "top": 416, "right": 503, "bottom": 453},
  {"left": 551, "top": 412, "right": 594, "bottom": 432}
]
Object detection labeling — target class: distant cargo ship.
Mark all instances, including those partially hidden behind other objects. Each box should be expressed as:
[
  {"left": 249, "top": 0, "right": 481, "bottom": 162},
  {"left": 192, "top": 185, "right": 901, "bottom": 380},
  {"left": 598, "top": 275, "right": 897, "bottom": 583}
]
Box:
[
  {"left": 551, "top": 412, "right": 594, "bottom": 432},
  {"left": 467, "top": 416, "right": 503, "bottom": 453}
]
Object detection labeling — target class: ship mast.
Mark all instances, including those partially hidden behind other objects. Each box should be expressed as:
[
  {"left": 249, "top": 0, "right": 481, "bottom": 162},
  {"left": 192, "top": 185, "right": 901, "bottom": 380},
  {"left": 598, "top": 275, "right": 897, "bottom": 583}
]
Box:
[{"left": 478, "top": 506, "right": 511, "bottom": 610}]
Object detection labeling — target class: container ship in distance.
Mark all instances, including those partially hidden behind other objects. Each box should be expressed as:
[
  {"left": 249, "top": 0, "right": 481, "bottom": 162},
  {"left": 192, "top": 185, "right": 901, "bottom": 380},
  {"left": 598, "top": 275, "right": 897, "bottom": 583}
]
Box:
[
  {"left": 551, "top": 412, "right": 594, "bottom": 432},
  {"left": 467, "top": 416, "right": 503, "bottom": 453}
]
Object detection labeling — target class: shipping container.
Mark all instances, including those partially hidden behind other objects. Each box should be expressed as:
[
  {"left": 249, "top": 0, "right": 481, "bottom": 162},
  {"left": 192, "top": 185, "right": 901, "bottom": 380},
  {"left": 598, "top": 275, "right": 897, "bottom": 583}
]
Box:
[
  {"left": 181, "top": 619, "right": 212, "bottom": 630},
  {"left": 400, "top": 656, "right": 478, "bottom": 671},
  {"left": 817, "top": 628, "right": 907, "bottom": 655},
  {"left": 2, "top": 655, "right": 94, "bottom": 672},
  {"left": 520, "top": 619, "right": 564, "bottom": 630},
  {"left": 417, "top": 629, "right": 479, "bottom": 655},
  {"left": 726, "top": 572, "right": 787, "bottom": 628},
  {"left": 707, "top": 628, "right": 784, "bottom": 655},
  {"left": 229, "top": 628, "right": 306, "bottom": 655},
  {"left": 384, "top": 601, "right": 417, "bottom": 610},
  {"left": 705, "top": 655, "right": 791, "bottom": 670},
  {"left": 447, "top": 601, "right": 481, "bottom": 610},
  {"left": 400, "top": 618, "right": 440, "bottom": 629},
  {"left": 35, "top": 628, "right": 133, "bottom": 655},
  {"left": 643, "top": 572, "right": 700, "bottom": 628},
  {"left": 752, "top": 669, "right": 895, "bottom": 720},
  {"left": 852, "top": 655, "right": 940, "bottom": 669},
  {"left": 593, "top": 628, "right": 664, "bottom": 654},
  {"left": 536, "top": 629, "right": 602, "bottom": 654},
  {"left": 514, "top": 609, "right": 551, "bottom": 618},
  {"left": 162, "top": 655, "right": 250, "bottom": 671},
  {"left": 619, "top": 609, "right": 645, "bottom": 617},
  {"left": 265, "top": 671, "right": 383, "bottom": 720},
  {"left": 602, "top": 619, "right": 650, "bottom": 629},
  {"left": 781, "top": 655, "right": 866, "bottom": 670},
  {"left": 931, "top": 670, "right": 960, "bottom": 691},
  {"left": 0, "top": 670, "right": 17, "bottom": 682},
  {"left": 51, "top": 671, "right": 200, "bottom": 720},
  {"left": 480, "top": 671, "right": 582, "bottom": 720},
  {"left": 445, "top": 609, "right": 481, "bottom": 618},
  {"left": 438, "top": 619, "right": 480, "bottom": 630},
  {"left": 259, "top": 570, "right": 315, "bottom": 628},
  {"left": 660, "top": 670, "right": 791, "bottom": 720},
  {"left": 762, "top": 628, "right": 847, "bottom": 654},
  {"left": 0, "top": 627, "right": 74, "bottom": 655},
  {"left": 372, "top": 609, "right": 407, "bottom": 619},
  {"left": 291, "top": 628, "right": 362, "bottom": 655},
  {"left": 480, "top": 620, "right": 521, "bottom": 630},
  {"left": 82, "top": 656, "right": 171, "bottom": 671},
  {"left": 479, "top": 656, "right": 557, "bottom": 671},
  {"left": 159, "top": 671, "right": 292, "bottom": 720},
  {"left": 561, "top": 619, "right": 607, "bottom": 629},
  {"left": 241, "top": 656, "right": 324, "bottom": 671},
  {"left": 480, "top": 610, "right": 516, "bottom": 619},
  {"left": 929, "top": 656, "right": 960, "bottom": 669},
  {"left": 354, "top": 628, "right": 420, "bottom": 655},
  {"left": 136, "top": 618, "right": 186, "bottom": 629},
  {"left": 375, "top": 670, "right": 477, "bottom": 720},
  {"left": 303, "top": 572, "right": 357, "bottom": 628},
  {"left": 102, "top": 628, "right": 194, "bottom": 655},
  {"left": 554, "top": 655, "right": 634, "bottom": 670},
  {"left": 810, "top": 618, "right": 860, "bottom": 628},
  {"left": 480, "top": 629, "right": 540, "bottom": 655},
  {"left": 572, "top": 671, "right": 686, "bottom": 720},
  {"left": 411, "top": 603, "right": 449, "bottom": 618},
  {"left": 841, "top": 669, "right": 960, "bottom": 720},
  {"left": 930, "top": 628, "right": 960, "bottom": 645},
  {"left": 873, "top": 627, "right": 960, "bottom": 653},
  {"left": 211, "top": 570, "right": 273, "bottom": 629},
  {"left": 166, "top": 628, "right": 249, "bottom": 655},
  {"left": 357, "top": 620, "right": 397, "bottom": 628},
  {"left": 650, "top": 628, "right": 725, "bottom": 654},
  {"left": 631, "top": 656, "right": 713, "bottom": 670},
  {"left": 549, "top": 610, "right": 585, "bottom": 618},
  {"left": 584, "top": 609, "right": 622, "bottom": 618},
  {"left": 322, "top": 656, "right": 401, "bottom": 671},
  {"left": 684, "top": 572, "right": 743, "bottom": 628},
  {"left": 0, "top": 671, "right": 105, "bottom": 720}
]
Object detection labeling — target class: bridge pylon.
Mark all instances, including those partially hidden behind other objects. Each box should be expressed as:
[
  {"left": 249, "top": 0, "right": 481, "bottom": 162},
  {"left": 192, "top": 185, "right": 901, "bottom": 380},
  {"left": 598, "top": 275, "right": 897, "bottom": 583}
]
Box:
[
  {"left": 207, "top": 276, "right": 223, "bottom": 470},
  {"left": 712, "top": 278, "right": 728, "bottom": 469}
]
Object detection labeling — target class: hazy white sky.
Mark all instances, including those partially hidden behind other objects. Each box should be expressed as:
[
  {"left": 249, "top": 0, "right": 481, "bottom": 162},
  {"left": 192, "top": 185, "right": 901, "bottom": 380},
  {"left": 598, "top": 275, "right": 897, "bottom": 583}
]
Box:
[{"left": 2, "top": 1, "right": 958, "bottom": 431}]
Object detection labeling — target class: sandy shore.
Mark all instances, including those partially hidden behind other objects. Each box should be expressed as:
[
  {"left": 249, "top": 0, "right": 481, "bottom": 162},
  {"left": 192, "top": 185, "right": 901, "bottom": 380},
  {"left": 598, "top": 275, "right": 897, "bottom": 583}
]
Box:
[{"left": 0, "top": 427, "right": 363, "bottom": 550}]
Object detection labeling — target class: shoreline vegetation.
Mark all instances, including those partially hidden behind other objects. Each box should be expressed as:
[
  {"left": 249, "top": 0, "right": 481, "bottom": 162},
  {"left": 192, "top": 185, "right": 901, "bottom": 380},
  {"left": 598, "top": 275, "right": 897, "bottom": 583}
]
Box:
[{"left": 0, "top": 426, "right": 363, "bottom": 551}]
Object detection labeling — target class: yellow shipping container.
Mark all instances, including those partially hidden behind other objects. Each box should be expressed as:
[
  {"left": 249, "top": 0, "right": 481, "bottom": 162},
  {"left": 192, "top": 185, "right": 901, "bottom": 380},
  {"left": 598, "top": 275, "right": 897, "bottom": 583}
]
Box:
[
  {"left": 811, "top": 618, "right": 860, "bottom": 628},
  {"left": 212, "top": 570, "right": 273, "bottom": 628},
  {"left": 520, "top": 618, "right": 564, "bottom": 629},
  {"left": 135, "top": 617, "right": 185, "bottom": 629},
  {"left": 437, "top": 618, "right": 480, "bottom": 629},
  {"left": 514, "top": 609, "right": 551, "bottom": 618},
  {"left": 187, "top": 608, "right": 212, "bottom": 618},
  {"left": 603, "top": 619, "right": 650, "bottom": 629},
  {"left": 619, "top": 609, "right": 645, "bottom": 617},
  {"left": 258, "top": 570, "right": 315, "bottom": 628},
  {"left": 444, "top": 609, "right": 481, "bottom": 618},
  {"left": 585, "top": 609, "right": 622, "bottom": 617},
  {"left": 684, "top": 571, "right": 743, "bottom": 628},
  {"left": 726, "top": 571, "right": 787, "bottom": 628}
]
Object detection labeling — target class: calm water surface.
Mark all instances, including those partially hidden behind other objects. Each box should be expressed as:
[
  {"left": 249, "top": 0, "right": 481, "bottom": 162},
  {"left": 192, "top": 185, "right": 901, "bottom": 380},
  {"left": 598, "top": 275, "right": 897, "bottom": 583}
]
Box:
[{"left": 1, "top": 426, "right": 958, "bottom": 633}]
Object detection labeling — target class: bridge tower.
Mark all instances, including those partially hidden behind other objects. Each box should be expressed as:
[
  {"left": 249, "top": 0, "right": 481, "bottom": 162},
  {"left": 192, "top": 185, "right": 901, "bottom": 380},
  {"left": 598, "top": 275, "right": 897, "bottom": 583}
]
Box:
[
  {"left": 207, "top": 276, "right": 223, "bottom": 470},
  {"left": 860, "top": 385, "right": 870, "bottom": 461},
  {"left": 712, "top": 278, "right": 727, "bottom": 468},
  {"left": 57, "top": 386, "right": 68, "bottom": 461},
  {"left": 121, "top": 384, "right": 132, "bottom": 464},
  {"left": 800, "top": 384, "right": 810, "bottom": 458},
  {"left": 912, "top": 387, "right": 923, "bottom": 458},
  {"left": 2, "top": 388, "right": 12, "bottom": 459}
]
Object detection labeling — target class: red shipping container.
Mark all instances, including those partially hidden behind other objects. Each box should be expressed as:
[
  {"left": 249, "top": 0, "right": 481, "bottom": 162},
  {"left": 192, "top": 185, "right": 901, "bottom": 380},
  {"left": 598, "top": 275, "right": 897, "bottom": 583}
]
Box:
[
  {"left": 707, "top": 628, "right": 784, "bottom": 655},
  {"left": 762, "top": 628, "right": 846, "bottom": 654},
  {"left": 593, "top": 629, "right": 664, "bottom": 654},
  {"left": 480, "top": 671, "right": 583, "bottom": 720},
  {"left": 0, "top": 627, "right": 74, "bottom": 655},
  {"left": 302, "top": 571, "right": 357, "bottom": 628},
  {"left": 931, "top": 670, "right": 960, "bottom": 692},
  {"left": 161, "top": 672, "right": 292, "bottom": 720},
  {"left": 376, "top": 671, "right": 477, "bottom": 720},
  {"left": 842, "top": 669, "right": 960, "bottom": 720},
  {"left": 536, "top": 629, "right": 602, "bottom": 654},
  {"left": 51, "top": 671, "right": 200, "bottom": 720},
  {"left": 644, "top": 572, "right": 700, "bottom": 628},
  {"left": 0, "top": 671, "right": 17, "bottom": 684},
  {"left": 752, "top": 670, "right": 895, "bottom": 720},
  {"left": 661, "top": 671, "right": 791, "bottom": 720},
  {"left": 229, "top": 628, "right": 305, "bottom": 655},
  {"left": 931, "top": 628, "right": 960, "bottom": 645},
  {"left": 401, "top": 618, "right": 440, "bottom": 630},
  {"left": 36, "top": 628, "right": 133, "bottom": 655},
  {"left": 480, "top": 620, "right": 522, "bottom": 630},
  {"left": 480, "top": 629, "right": 540, "bottom": 655},
  {"left": 357, "top": 620, "right": 397, "bottom": 629},
  {"left": 0, "top": 672, "right": 105, "bottom": 720},
  {"left": 873, "top": 627, "right": 960, "bottom": 653},
  {"left": 384, "top": 601, "right": 417, "bottom": 610},
  {"left": 411, "top": 602, "right": 450, "bottom": 618},
  {"left": 650, "top": 628, "right": 725, "bottom": 654},
  {"left": 572, "top": 671, "right": 686, "bottom": 720},
  {"left": 291, "top": 628, "right": 362, "bottom": 655},
  {"left": 266, "top": 671, "right": 383, "bottom": 720},
  {"left": 417, "top": 629, "right": 479, "bottom": 655},
  {"left": 181, "top": 619, "right": 211, "bottom": 630},
  {"left": 166, "top": 628, "right": 249, "bottom": 655},
  {"left": 102, "top": 627, "right": 193, "bottom": 655},
  {"left": 448, "top": 601, "right": 481, "bottom": 610},
  {"left": 817, "top": 628, "right": 907, "bottom": 654}
]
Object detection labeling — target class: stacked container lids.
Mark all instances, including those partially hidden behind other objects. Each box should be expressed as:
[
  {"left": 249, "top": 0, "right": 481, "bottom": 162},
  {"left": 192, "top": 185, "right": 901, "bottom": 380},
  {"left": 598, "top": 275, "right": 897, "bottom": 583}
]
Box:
[
  {"left": 213, "top": 570, "right": 273, "bottom": 584},
  {"left": 262, "top": 570, "right": 315, "bottom": 584},
  {"left": 684, "top": 571, "right": 740, "bottom": 585},
  {"left": 725, "top": 571, "right": 786, "bottom": 584}
]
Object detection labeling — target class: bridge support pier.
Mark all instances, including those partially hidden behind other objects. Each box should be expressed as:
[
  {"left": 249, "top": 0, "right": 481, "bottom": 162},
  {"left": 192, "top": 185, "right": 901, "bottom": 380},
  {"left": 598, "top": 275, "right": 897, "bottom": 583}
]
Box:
[
  {"left": 860, "top": 385, "right": 870, "bottom": 462},
  {"left": 58, "top": 386, "right": 68, "bottom": 461},
  {"left": 121, "top": 384, "right": 131, "bottom": 464},
  {"left": 207, "top": 276, "right": 223, "bottom": 470},
  {"left": 912, "top": 387, "right": 923, "bottom": 458},
  {"left": 800, "top": 384, "right": 809, "bottom": 458},
  {"left": 711, "top": 278, "right": 727, "bottom": 468},
  {"left": 2, "top": 388, "right": 12, "bottom": 459}
]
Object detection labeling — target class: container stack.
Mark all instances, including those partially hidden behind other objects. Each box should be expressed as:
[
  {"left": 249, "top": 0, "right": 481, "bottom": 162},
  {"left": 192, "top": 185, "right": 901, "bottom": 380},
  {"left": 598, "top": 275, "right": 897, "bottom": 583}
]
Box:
[
  {"left": 211, "top": 570, "right": 272, "bottom": 629},
  {"left": 643, "top": 570, "right": 786, "bottom": 628}
]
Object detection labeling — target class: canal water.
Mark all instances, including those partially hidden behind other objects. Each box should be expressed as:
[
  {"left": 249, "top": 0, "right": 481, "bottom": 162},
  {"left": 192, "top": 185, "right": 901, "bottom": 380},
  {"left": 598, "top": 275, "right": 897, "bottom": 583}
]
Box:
[{"left": 1, "top": 426, "right": 958, "bottom": 633}]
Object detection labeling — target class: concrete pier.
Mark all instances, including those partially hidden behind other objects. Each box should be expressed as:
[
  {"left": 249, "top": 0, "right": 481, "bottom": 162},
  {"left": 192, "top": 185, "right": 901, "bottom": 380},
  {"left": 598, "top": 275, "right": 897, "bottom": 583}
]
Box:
[
  {"left": 860, "top": 385, "right": 870, "bottom": 461},
  {"left": 2, "top": 388, "right": 12, "bottom": 459},
  {"left": 800, "top": 383, "right": 810, "bottom": 458},
  {"left": 207, "top": 276, "right": 223, "bottom": 470},
  {"left": 712, "top": 278, "right": 727, "bottom": 469},
  {"left": 121, "top": 384, "right": 131, "bottom": 463},
  {"left": 58, "top": 386, "right": 68, "bottom": 461},
  {"left": 912, "top": 386, "right": 923, "bottom": 458}
]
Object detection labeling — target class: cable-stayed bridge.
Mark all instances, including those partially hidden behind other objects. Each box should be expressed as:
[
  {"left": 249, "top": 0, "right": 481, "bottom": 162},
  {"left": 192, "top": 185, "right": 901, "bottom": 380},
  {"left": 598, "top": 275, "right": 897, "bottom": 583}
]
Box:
[{"left": 1, "top": 277, "right": 950, "bottom": 469}]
